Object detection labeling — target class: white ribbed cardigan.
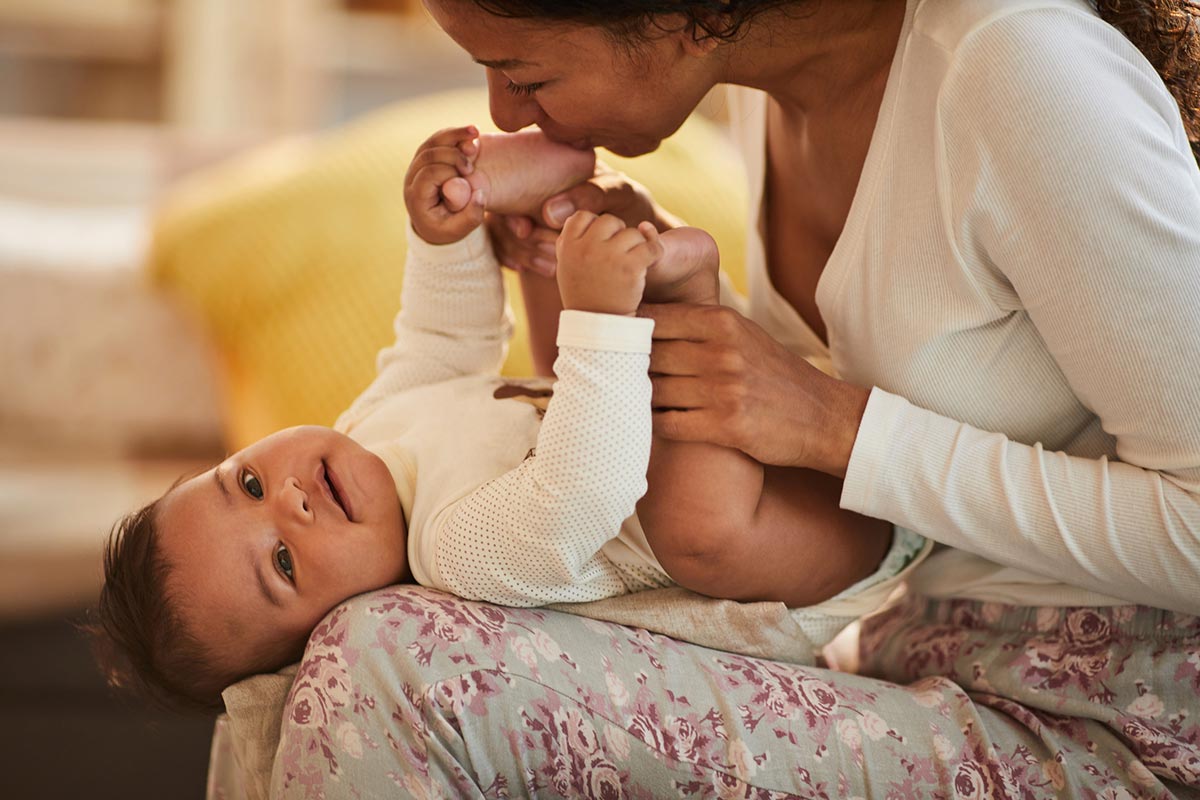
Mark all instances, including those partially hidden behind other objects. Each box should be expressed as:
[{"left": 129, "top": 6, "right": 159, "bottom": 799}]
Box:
[{"left": 728, "top": 0, "right": 1200, "bottom": 613}]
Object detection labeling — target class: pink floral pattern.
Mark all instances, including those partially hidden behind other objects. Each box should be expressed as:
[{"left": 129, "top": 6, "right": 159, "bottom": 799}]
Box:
[{"left": 270, "top": 587, "right": 1200, "bottom": 799}]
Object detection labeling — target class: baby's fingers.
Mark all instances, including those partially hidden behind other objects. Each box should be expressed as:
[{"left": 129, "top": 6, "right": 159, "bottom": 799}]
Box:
[
  {"left": 419, "top": 125, "right": 479, "bottom": 152},
  {"left": 442, "top": 177, "right": 473, "bottom": 213},
  {"left": 409, "top": 144, "right": 476, "bottom": 177},
  {"left": 406, "top": 155, "right": 486, "bottom": 244},
  {"left": 560, "top": 209, "right": 599, "bottom": 241},
  {"left": 409, "top": 163, "right": 462, "bottom": 212},
  {"left": 610, "top": 226, "right": 650, "bottom": 254}
]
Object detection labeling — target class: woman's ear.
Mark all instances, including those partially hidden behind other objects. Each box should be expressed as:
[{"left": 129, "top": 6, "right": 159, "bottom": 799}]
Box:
[
  {"left": 681, "top": 28, "right": 722, "bottom": 57},
  {"left": 651, "top": 12, "right": 725, "bottom": 57}
]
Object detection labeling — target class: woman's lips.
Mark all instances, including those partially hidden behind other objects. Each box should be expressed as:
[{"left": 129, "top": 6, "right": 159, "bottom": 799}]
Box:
[{"left": 320, "top": 460, "right": 355, "bottom": 522}]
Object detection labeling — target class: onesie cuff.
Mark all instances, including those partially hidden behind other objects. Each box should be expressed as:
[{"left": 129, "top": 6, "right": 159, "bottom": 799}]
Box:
[
  {"left": 406, "top": 223, "right": 493, "bottom": 266},
  {"left": 840, "top": 386, "right": 909, "bottom": 516},
  {"left": 557, "top": 310, "right": 655, "bottom": 354}
]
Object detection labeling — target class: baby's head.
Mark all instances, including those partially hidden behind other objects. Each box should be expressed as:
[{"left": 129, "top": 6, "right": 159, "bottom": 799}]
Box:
[{"left": 93, "top": 425, "right": 409, "bottom": 711}]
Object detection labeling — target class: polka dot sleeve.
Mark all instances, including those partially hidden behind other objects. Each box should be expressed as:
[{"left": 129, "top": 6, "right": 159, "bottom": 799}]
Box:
[
  {"left": 435, "top": 312, "right": 656, "bottom": 606},
  {"left": 337, "top": 226, "right": 512, "bottom": 432}
]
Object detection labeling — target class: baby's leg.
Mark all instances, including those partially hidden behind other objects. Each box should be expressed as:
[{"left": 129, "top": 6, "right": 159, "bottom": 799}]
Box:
[
  {"left": 638, "top": 230, "right": 891, "bottom": 607},
  {"left": 640, "top": 439, "right": 893, "bottom": 608},
  {"left": 441, "top": 130, "right": 595, "bottom": 217}
]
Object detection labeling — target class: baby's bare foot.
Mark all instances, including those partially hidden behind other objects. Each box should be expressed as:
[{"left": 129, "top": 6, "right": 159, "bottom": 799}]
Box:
[
  {"left": 441, "top": 130, "right": 595, "bottom": 217},
  {"left": 644, "top": 225, "right": 720, "bottom": 305}
]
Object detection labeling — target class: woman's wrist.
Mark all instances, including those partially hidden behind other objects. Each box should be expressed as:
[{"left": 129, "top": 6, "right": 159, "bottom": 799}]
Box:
[{"left": 817, "top": 379, "right": 871, "bottom": 479}]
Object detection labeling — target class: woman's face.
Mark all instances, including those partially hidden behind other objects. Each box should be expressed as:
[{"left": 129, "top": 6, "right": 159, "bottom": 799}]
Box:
[{"left": 422, "top": 0, "right": 718, "bottom": 156}]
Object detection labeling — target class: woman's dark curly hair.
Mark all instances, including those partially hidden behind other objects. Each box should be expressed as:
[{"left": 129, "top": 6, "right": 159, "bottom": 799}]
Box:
[
  {"left": 473, "top": 0, "right": 798, "bottom": 42},
  {"left": 1097, "top": 0, "right": 1200, "bottom": 162},
  {"left": 470, "top": 0, "right": 1200, "bottom": 165}
]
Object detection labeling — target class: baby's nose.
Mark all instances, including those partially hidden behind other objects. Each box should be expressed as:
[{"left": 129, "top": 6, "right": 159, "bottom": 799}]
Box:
[{"left": 278, "top": 476, "right": 313, "bottom": 525}]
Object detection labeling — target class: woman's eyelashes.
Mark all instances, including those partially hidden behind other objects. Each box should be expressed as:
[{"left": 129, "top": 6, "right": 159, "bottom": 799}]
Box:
[
  {"left": 505, "top": 78, "right": 545, "bottom": 97},
  {"left": 275, "top": 543, "right": 295, "bottom": 583},
  {"left": 240, "top": 468, "right": 264, "bottom": 500}
]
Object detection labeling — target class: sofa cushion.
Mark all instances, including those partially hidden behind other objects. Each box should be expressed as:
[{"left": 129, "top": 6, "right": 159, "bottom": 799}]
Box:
[{"left": 150, "top": 89, "right": 747, "bottom": 449}]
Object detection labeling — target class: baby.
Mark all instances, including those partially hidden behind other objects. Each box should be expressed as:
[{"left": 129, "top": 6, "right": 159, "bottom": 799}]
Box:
[{"left": 93, "top": 126, "right": 897, "bottom": 711}]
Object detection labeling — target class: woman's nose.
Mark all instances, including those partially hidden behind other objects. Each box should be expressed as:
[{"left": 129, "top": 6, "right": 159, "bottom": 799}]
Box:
[
  {"left": 276, "top": 476, "right": 313, "bottom": 526},
  {"left": 486, "top": 69, "right": 540, "bottom": 132}
]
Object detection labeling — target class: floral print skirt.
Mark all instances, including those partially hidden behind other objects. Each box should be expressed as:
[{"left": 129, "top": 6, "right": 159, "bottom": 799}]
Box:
[{"left": 272, "top": 586, "right": 1200, "bottom": 799}]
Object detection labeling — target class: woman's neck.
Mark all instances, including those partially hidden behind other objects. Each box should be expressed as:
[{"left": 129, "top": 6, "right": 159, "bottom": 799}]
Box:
[{"left": 719, "top": 0, "right": 908, "bottom": 115}]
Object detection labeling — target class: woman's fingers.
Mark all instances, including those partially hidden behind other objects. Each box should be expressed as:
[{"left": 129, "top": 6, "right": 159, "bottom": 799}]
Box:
[
  {"left": 505, "top": 214, "right": 534, "bottom": 239},
  {"left": 647, "top": 339, "right": 707, "bottom": 376},
  {"left": 486, "top": 213, "right": 560, "bottom": 276},
  {"left": 642, "top": 301, "right": 861, "bottom": 474},
  {"left": 652, "top": 409, "right": 722, "bottom": 445},
  {"left": 640, "top": 301, "right": 735, "bottom": 341},
  {"left": 540, "top": 162, "right": 655, "bottom": 229},
  {"left": 649, "top": 375, "right": 707, "bottom": 409}
]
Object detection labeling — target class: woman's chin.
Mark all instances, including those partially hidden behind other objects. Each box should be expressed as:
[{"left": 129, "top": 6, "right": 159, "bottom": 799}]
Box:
[{"left": 603, "top": 138, "right": 662, "bottom": 158}]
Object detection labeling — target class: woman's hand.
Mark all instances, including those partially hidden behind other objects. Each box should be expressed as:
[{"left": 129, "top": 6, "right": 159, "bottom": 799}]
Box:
[
  {"left": 640, "top": 302, "right": 872, "bottom": 478},
  {"left": 485, "top": 161, "right": 681, "bottom": 277},
  {"left": 485, "top": 212, "right": 561, "bottom": 276}
]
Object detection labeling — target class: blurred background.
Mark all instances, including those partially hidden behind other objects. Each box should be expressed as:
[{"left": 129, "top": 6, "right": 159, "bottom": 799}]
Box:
[
  {"left": 0, "top": 1, "right": 482, "bottom": 797},
  {"left": 0, "top": 1, "right": 746, "bottom": 797}
]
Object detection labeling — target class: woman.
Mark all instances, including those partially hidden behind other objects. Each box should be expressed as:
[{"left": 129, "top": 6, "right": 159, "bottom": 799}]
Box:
[{"left": 272, "top": 0, "right": 1200, "bottom": 795}]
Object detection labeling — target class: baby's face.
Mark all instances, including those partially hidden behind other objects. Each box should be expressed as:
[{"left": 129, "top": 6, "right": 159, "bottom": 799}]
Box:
[{"left": 157, "top": 426, "right": 408, "bottom": 675}]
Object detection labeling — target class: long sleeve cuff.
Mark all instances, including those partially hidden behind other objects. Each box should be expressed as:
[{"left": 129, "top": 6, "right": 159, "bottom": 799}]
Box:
[
  {"left": 557, "top": 310, "right": 654, "bottom": 354},
  {"left": 405, "top": 223, "right": 493, "bottom": 266},
  {"left": 840, "top": 387, "right": 909, "bottom": 516}
]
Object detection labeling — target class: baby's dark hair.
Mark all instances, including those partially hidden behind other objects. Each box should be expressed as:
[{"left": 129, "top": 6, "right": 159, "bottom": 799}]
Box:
[{"left": 87, "top": 498, "right": 228, "bottom": 713}]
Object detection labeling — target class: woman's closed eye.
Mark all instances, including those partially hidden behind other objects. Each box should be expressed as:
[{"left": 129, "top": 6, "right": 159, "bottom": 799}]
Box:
[
  {"left": 275, "top": 543, "right": 295, "bottom": 583},
  {"left": 240, "top": 468, "right": 264, "bottom": 500},
  {"left": 505, "top": 79, "right": 545, "bottom": 97}
]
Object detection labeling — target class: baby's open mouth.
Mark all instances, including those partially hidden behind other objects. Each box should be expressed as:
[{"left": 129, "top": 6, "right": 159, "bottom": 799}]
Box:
[{"left": 321, "top": 460, "right": 352, "bottom": 521}]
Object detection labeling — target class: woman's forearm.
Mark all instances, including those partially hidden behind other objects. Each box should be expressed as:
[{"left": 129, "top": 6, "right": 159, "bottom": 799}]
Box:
[{"left": 842, "top": 388, "right": 1200, "bottom": 615}]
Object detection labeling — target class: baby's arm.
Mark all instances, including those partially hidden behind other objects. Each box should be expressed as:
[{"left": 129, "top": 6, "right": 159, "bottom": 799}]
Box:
[
  {"left": 430, "top": 213, "right": 659, "bottom": 604},
  {"left": 339, "top": 126, "right": 509, "bottom": 428},
  {"left": 430, "top": 314, "right": 654, "bottom": 604},
  {"left": 635, "top": 227, "right": 892, "bottom": 607}
]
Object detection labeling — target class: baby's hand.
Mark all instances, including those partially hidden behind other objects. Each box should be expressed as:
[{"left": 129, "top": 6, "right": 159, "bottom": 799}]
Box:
[
  {"left": 556, "top": 213, "right": 661, "bottom": 316},
  {"left": 404, "top": 126, "right": 485, "bottom": 245}
]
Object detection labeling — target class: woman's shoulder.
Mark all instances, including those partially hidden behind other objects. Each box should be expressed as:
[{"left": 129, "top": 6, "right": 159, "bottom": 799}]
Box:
[
  {"left": 913, "top": 0, "right": 1184, "bottom": 144},
  {"left": 912, "top": 0, "right": 1103, "bottom": 54}
]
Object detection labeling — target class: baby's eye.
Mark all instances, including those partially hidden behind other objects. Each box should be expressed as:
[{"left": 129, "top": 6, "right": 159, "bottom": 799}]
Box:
[
  {"left": 275, "top": 544, "right": 294, "bottom": 582},
  {"left": 240, "top": 468, "right": 264, "bottom": 500}
]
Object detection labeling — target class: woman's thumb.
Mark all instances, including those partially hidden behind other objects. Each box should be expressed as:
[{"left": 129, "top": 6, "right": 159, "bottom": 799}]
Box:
[{"left": 542, "top": 182, "right": 605, "bottom": 229}]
